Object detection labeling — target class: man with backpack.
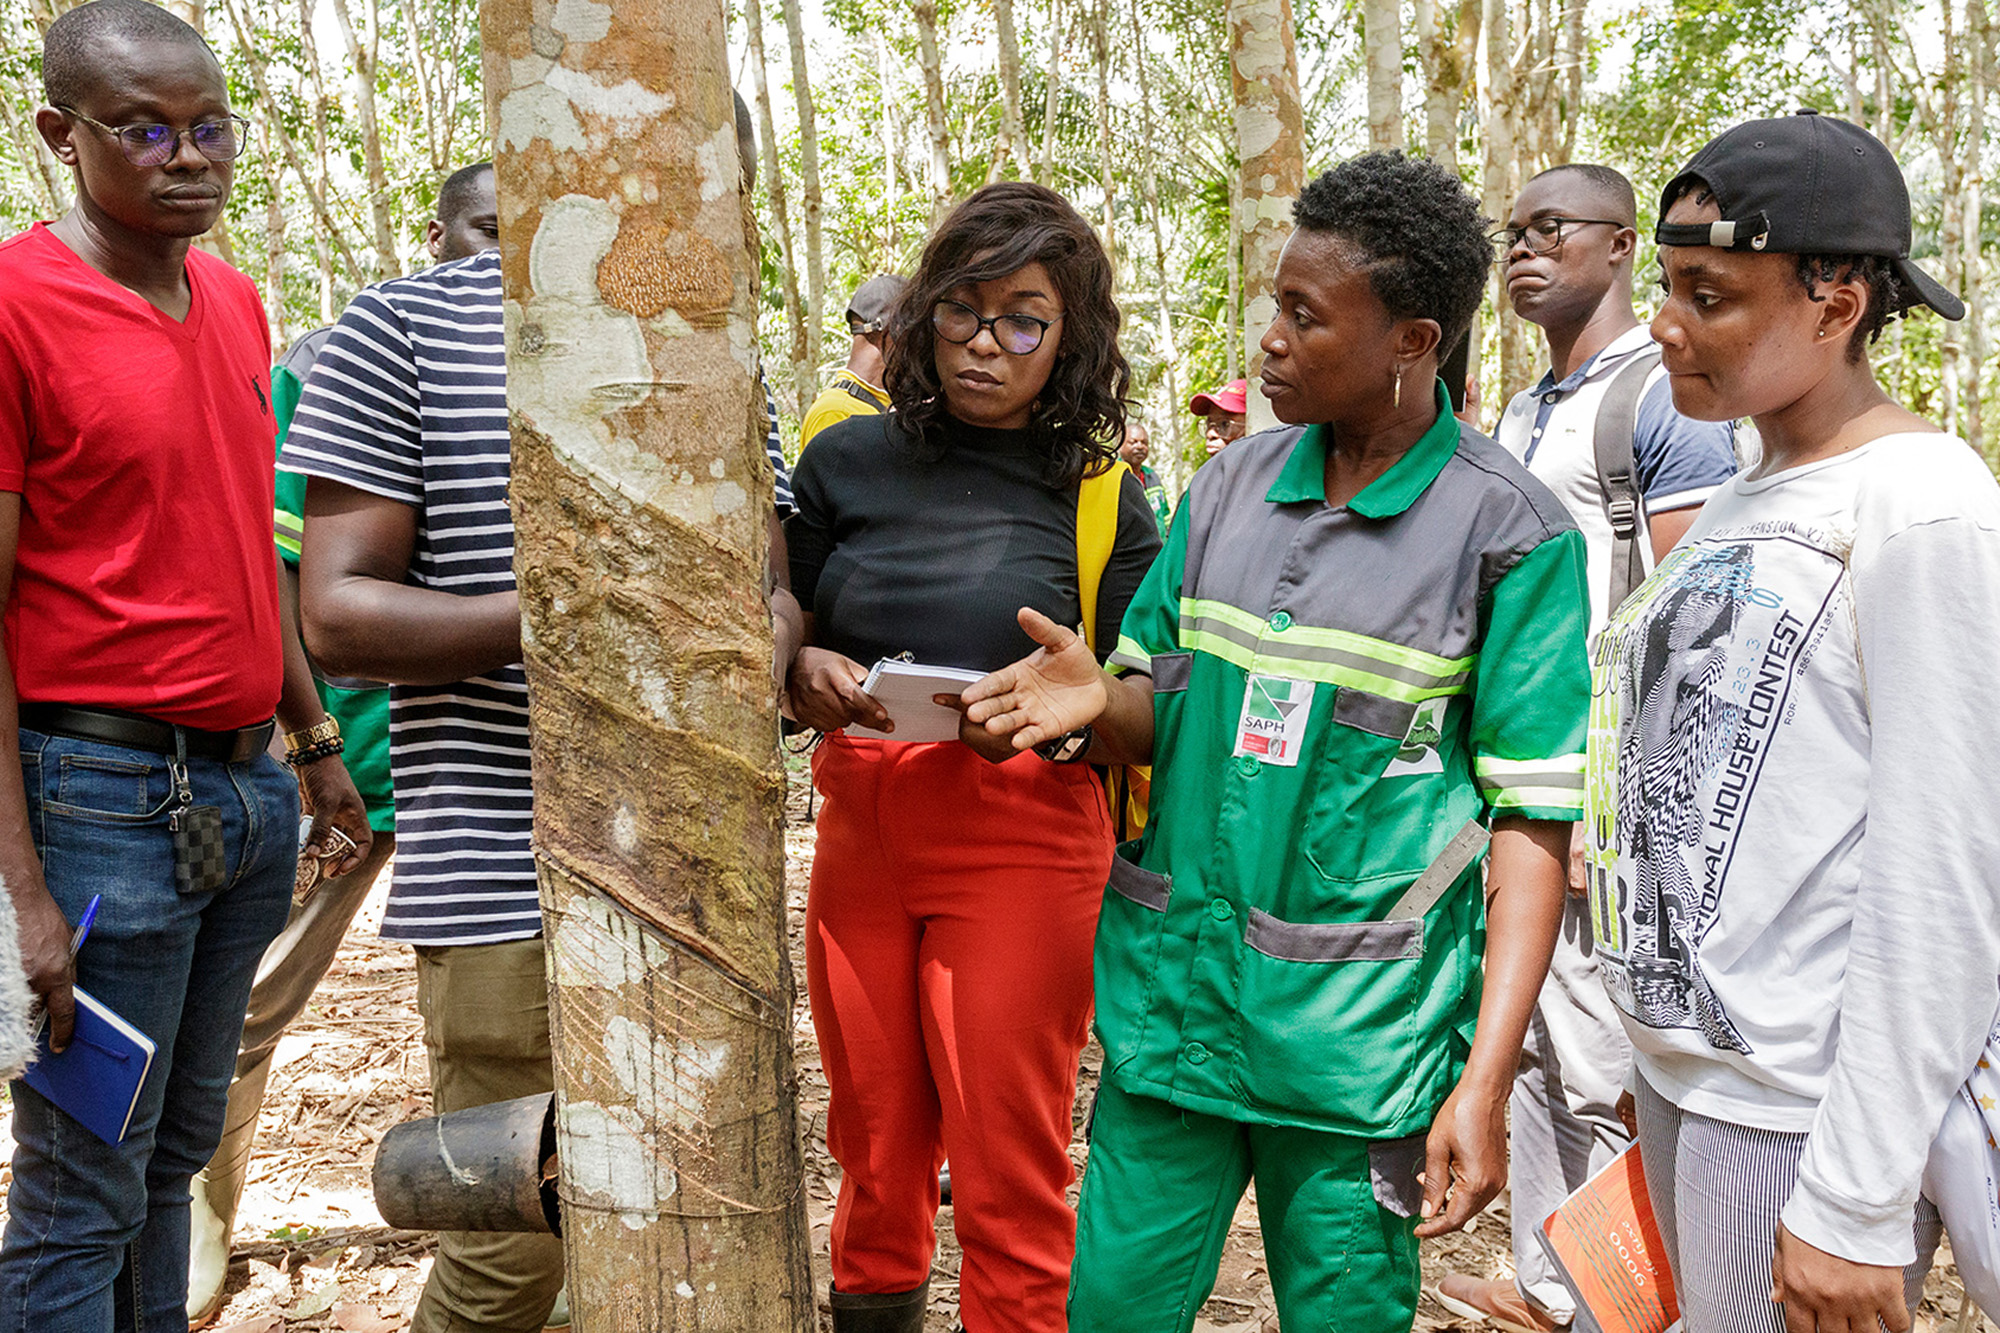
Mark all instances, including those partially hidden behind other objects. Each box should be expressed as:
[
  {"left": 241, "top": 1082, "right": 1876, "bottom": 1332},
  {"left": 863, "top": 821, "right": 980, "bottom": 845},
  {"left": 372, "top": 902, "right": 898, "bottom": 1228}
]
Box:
[{"left": 1434, "top": 163, "right": 1739, "bottom": 1333}]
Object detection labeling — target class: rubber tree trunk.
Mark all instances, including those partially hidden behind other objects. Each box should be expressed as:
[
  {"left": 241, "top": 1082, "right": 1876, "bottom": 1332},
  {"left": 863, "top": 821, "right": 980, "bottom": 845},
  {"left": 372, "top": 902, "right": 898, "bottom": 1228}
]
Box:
[
  {"left": 1479, "top": 0, "right": 1536, "bottom": 408},
  {"left": 1091, "top": 0, "right": 1118, "bottom": 270},
  {"left": 1229, "top": 0, "right": 1304, "bottom": 433},
  {"left": 1130, "top": 0, "right": 1183, "bottom": 467},
  {"left": 1362, "top": 0, "right": 1404, "bottom": 150},
  {"left": 745, "top": 0, "right": 811, "bottom": 416},
  {"left": 914, "top": 0, "right": 952, "bottom": 225},
  {"left": 987, "top": 0, "right": 1027, "bottom": 183},
  {"left": 480, "top": 0, "right": 812, "bottom": 1326},
  {"left": 779, "top": 0, "right": 826, "bottom": 374}
]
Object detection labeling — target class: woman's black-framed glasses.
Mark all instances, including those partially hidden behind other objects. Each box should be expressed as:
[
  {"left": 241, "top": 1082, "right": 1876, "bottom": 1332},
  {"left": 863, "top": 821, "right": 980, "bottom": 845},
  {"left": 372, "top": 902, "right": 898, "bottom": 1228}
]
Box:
[
  {"left": 1489, "top": 217, "right": 1623, "bottom": 257},
  {"left": 58, "top": 106, "right": 252, "bottom": 166},
  {"left": 932, "top": 300, "right": 1062, "bottom": 356}
]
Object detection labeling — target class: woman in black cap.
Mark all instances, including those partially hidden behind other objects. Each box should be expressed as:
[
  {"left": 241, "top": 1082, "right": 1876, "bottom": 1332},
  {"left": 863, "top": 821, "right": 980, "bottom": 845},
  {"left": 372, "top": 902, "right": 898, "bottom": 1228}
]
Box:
[{"left": 1582, "top": 110, "right": 2000, "bottom": 1332}]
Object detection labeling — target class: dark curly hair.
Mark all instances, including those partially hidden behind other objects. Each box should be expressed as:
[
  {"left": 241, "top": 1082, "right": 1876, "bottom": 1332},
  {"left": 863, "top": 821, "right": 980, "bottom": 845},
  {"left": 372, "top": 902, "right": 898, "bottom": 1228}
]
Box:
[
  {"left": 884, "top": 182, "right": 1128, "bottom": 489},
  {"left": 1292, "top": 151, "right": 1493, "bottom": 351},
  {"left": 1796, "top": 255, "right": 1906, "bottom": 364}
]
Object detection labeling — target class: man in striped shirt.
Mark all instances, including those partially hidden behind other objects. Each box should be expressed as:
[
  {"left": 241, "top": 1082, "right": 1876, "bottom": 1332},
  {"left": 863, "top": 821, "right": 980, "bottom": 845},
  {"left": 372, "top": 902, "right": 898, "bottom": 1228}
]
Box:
[
  {"left": 282, "top": 201, "right": 567, "bottom": 1333},
  {"left": 284, "top": 152, "right": 797, "bottom": 1329}
]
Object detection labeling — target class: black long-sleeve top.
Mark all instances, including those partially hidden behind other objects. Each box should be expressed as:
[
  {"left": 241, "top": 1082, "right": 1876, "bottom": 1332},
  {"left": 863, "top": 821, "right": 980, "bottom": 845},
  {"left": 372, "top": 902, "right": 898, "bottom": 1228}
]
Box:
[{"left": 786, "top": 412, "right": 1163, "bottom": 674}]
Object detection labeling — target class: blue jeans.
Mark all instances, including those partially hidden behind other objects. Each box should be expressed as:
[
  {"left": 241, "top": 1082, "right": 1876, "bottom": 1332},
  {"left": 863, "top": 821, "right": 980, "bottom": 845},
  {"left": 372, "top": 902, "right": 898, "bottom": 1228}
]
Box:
[{"left": 0, "top": 728, "right": 296, "bottom": 1333}]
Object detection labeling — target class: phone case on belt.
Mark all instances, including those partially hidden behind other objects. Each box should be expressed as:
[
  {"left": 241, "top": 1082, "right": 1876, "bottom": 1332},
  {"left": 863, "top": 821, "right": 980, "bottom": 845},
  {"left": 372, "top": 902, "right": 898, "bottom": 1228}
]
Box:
[{"left": 170, "top": 804, "right": 227, "bottom": 895}]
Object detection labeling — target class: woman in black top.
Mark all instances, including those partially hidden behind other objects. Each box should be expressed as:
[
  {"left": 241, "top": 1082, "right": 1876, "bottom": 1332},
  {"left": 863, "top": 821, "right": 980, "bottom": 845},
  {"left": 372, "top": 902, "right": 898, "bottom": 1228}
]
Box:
[{"left": 785, "top": 183, "right": 1159, "bottom": 1333}]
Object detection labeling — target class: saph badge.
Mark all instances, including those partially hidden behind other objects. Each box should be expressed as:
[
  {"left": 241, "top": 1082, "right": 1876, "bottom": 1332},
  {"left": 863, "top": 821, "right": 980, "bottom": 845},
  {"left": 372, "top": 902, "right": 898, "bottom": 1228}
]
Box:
[
  {"left": 1233, "top": 674, "right": 1314, "bottom": 767},
  {"left": 1383, "top": 696, "right": 1448, "bottom": 777}
]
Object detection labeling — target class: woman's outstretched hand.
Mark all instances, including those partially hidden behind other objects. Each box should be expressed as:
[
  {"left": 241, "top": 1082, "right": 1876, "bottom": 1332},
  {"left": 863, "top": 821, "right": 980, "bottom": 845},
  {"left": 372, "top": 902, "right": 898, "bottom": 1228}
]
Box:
[{"left": 958, "top": 607, "right": 1110, "bottom": 751}]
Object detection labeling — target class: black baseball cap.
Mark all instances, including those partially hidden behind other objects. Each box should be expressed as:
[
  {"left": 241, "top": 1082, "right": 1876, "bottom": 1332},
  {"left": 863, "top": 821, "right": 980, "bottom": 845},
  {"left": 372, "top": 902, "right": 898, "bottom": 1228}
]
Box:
[
  {"left": 1654, "top": 108, "right": 1963, "bottom": 320},
  {"left": 845, "top": 274, "right": 908, "bottom": 334}
]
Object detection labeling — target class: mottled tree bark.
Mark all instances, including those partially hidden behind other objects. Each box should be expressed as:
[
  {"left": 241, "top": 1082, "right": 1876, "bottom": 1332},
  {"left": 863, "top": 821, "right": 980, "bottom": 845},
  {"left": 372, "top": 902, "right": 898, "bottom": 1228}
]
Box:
[
  {"left": 330, "top": 0, "right": 400, "bottom": 277},
  {"left": 914, "top": 0, "right": 952, "bottom": 224},
  {"left": 779, "top": 0, "right": 825, "bottom": 374},
  {"left": 876, "top": 25, "right": 899, "bottom": 263},
  {"left": 1130, "top": 0, "right": 1181, "bottom": 466},
  {"left": 1478, "top": 0, "right": 1535, "bottom": 406},
  {"left": 1363, "top": 0, "right": 1404, "bottom": 150},
  {"left": 480, "top": 0, "right": 812, "bottom": 1324},
  {"left": 1225, "top": 167, "right": 1241, "bottom": 385},
  {"left": 1228, "top": 0, "right": 1303, "bottom": 432},
  {"left": 745, "top": 0, "right": 810, "bottom": 414},
  {"left": 1091, "top": 0, "right": 1117, "bottom": 268},
  {"left": 987, "top": 0, "right": 1027, "bottom": 183},
  {"left": 1037, "top": 0, "right": 1064, "bottom": 185}
]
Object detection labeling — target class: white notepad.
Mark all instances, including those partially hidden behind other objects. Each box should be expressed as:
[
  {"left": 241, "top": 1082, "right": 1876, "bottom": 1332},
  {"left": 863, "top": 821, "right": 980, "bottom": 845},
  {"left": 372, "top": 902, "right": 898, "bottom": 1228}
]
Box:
[{"left": 847, "top": 659, "right": 988, "bottom": 744}]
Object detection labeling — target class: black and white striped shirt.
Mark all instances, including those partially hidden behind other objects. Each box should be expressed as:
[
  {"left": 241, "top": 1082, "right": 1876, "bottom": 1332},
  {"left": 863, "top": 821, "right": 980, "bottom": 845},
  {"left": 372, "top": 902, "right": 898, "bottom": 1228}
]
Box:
[
  {"left": 281, "top": 251, "right": 537, "bottom": 946},
  {"left": 282, "top": 251, "right": 793, "bottom": 946}
]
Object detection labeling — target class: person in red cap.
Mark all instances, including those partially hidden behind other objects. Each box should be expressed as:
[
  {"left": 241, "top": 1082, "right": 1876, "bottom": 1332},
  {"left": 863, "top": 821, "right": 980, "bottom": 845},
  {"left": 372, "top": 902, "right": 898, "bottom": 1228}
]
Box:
[{"left": 1188, "top": 378, "right": 1248, "bottom": 455}]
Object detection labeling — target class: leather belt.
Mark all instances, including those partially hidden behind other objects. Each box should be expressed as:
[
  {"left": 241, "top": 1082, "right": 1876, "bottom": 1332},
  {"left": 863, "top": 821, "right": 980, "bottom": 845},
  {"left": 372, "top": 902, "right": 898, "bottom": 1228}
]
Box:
[{"left": 18, "top": 703, "right": 276, "bottom": 764}]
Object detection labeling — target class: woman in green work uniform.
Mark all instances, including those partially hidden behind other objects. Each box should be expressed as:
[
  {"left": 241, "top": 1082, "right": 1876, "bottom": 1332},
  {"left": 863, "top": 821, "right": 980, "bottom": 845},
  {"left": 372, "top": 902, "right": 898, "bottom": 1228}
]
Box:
[{"left": 962, "top": 151, "right": 1592, "bottom": 1332}]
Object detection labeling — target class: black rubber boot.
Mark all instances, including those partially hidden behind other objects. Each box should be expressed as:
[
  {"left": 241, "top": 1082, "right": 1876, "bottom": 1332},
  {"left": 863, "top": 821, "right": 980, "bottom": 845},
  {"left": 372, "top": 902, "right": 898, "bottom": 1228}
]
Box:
[{"left": 830, "top": 1280, "right": 930, "bottom": 1332}]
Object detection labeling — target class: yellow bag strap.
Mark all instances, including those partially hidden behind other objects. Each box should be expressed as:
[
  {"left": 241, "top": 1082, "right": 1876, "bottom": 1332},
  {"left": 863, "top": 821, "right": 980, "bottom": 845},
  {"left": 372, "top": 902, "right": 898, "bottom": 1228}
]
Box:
[{"left": 1075, "top": 460, "right": 1130, "bottom": 655}]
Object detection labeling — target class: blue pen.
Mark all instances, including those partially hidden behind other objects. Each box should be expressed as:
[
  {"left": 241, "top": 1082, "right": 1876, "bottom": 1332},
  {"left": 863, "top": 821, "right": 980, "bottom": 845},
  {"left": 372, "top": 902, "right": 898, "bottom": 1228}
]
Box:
[{"left": 67, "top": 894, "right": 100, "bottom": 963}]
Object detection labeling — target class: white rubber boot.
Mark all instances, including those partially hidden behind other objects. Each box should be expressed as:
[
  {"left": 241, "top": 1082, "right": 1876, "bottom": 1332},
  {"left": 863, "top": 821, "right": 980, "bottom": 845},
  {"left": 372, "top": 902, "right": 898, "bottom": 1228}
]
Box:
[{"left": 186, "top": 1168, "right": 231, "bottom": 1328}]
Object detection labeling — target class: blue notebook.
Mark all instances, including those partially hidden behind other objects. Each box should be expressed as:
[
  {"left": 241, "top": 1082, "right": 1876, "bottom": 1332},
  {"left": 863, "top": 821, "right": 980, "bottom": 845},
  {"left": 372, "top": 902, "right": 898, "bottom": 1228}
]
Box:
[{"left": 22, "top": 986, "right": 156, "bottom": 1145}]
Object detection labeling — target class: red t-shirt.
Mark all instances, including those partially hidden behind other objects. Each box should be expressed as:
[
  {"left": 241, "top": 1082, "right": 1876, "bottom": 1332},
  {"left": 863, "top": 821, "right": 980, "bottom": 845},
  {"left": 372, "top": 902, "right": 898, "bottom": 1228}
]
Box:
[{"left": 0, "top": 224, "right": 282, "bottom": 731}]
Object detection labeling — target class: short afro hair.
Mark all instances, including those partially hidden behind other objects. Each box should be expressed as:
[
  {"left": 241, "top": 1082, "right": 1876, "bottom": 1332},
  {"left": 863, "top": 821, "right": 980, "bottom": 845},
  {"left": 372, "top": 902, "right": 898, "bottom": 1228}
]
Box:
[
  {"left": 43, "top": 0, "right": 217, "bottom": 109},
  {"left": 1293, "top": 151, "right": 1493, "bottom": 351},
  {"left": 436, "top": 161, "right": 493, "bottom": 227}
]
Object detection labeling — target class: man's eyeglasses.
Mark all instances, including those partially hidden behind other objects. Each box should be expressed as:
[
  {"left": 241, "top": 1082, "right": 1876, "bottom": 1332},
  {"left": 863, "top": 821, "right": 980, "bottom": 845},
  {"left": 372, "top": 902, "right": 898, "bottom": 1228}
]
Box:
[
  {"left": 1489, "top": 217, "right": 1624, "bottom": 257},
  {"left": 932, "top": 300, "right": 1062, "bottom": 356},
  {"left": 58, "top": 106, "right": 251, "bottom": 166}
]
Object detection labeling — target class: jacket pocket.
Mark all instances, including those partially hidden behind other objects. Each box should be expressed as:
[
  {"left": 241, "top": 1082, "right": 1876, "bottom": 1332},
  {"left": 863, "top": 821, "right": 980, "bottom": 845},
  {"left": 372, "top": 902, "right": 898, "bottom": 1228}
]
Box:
[
  {"left": 1094, "top": 852, "right": 1173, "bottom": 1070},
  {"left": 1106, "top": 855, "right": 1171, "bottom": 912},
  {"left": 1243, "top": 909, "right": 1421, "bottom": 961},
  {"left": 1149, "top": 651, "right": 1194, "bottom": 694},
  {"left": 1234, "top": 888, "right": 1422, "bottom": 1127}
]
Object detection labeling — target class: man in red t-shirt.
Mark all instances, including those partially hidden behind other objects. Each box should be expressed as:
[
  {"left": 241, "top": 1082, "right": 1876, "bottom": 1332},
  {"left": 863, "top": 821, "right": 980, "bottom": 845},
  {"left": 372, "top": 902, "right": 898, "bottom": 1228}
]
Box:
[{"left": 0, "top": 2, "right": 367, "bottom": 1326}]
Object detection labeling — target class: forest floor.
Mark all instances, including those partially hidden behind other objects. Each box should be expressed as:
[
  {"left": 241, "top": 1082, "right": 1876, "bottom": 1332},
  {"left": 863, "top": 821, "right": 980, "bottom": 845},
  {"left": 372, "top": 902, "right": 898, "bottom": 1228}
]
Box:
[{"left": 0, "top": 752, "right": 1984, "bottom": 1332}]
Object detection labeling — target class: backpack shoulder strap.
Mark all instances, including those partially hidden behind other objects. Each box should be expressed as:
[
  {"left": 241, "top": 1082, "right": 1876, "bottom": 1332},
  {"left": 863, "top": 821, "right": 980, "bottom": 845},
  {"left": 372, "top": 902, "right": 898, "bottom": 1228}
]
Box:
[
  {"left": 1593, "top": 346, "right": 1663, "bottom": 615},
  {"left": 1075, "top": 460, "right": 1131, "bottom": 656}
]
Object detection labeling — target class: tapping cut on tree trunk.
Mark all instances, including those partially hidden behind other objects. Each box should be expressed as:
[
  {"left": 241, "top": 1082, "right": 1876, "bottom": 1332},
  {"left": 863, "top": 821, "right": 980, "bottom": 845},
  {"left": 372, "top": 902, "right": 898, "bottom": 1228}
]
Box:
[
  {"left": 1228, "top": 0, "right": 1304, "bottom": 433},
  {"left": 480, "top": 0, "right": 812, "bottom": 1325}
]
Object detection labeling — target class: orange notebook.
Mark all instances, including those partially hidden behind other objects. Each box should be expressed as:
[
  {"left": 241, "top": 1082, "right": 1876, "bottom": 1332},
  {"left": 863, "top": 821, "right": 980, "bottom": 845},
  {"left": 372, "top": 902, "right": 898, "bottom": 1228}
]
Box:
[{"left": 1537, "top": 1144, "right": 1682, "bottom": 1333}]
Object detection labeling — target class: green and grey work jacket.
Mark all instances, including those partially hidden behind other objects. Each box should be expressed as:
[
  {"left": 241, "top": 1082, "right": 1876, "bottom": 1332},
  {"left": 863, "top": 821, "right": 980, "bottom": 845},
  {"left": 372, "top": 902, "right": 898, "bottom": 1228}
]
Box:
[{"left": 1101, "top": 387, "right": 1592, "bottom": 1138}]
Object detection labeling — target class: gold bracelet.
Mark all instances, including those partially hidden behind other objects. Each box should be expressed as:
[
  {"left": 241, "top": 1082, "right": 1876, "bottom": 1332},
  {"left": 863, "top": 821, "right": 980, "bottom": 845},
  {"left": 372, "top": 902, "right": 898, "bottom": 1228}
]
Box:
[{"left": 283, "top": 716, "right": 342, "bottom": 751}]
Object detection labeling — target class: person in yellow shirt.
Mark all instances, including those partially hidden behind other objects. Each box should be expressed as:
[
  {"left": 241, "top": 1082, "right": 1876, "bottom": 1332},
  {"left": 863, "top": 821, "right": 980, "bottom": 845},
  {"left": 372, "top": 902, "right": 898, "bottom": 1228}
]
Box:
[{"left": 799, "top": 274, "right": 906, "bottom": 451}]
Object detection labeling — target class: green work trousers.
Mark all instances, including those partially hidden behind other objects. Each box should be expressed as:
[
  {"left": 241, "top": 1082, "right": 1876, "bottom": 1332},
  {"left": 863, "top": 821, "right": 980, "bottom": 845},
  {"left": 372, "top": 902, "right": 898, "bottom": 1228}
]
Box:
[{"left": 1068, "top": 1079, "right": 1423, "bottom": 1333}]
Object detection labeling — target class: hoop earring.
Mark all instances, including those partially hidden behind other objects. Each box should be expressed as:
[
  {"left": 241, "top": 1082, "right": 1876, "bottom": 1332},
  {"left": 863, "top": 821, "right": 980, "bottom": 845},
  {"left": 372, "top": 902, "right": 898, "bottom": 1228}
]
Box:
[{"left": 1393, "top": 370, "right": 1403, "bottom": 410}]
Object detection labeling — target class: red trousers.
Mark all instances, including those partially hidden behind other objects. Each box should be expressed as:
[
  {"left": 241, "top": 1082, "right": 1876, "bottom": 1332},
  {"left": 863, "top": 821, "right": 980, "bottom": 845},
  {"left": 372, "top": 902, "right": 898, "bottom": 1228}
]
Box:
[{"left": 807, "top": 737, "right": 1111, "bottom": 1333}]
